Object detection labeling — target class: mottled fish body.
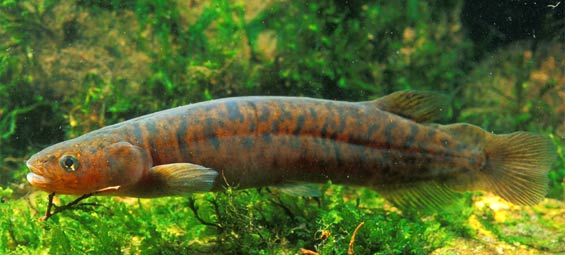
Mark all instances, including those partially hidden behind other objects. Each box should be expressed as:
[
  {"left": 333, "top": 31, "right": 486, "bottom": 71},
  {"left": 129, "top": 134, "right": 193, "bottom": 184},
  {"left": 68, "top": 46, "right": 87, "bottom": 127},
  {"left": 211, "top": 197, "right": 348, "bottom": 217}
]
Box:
[{"left": 26, "top": 91, "right": 556, "bottom": 209}]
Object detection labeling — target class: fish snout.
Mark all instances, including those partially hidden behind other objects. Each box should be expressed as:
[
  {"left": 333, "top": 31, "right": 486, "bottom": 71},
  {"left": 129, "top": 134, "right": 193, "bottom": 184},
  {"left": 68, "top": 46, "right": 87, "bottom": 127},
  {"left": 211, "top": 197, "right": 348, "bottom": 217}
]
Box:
[
  {"left": 25, "top": 158, "right": 34, "bottom": 170},
  {"left": 26, "top": 157, "right": 52, "bottom": 186},
  {"left": 25, "top": 157, "right": 42, "bottom": 174}
]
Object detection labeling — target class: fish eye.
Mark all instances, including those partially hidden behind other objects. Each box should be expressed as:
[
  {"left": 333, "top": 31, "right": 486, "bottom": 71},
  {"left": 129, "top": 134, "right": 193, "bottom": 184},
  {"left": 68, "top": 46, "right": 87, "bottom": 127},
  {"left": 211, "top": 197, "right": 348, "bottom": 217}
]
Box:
[{"left": 59, "top": 155, "right": 79, "bottom": 172}]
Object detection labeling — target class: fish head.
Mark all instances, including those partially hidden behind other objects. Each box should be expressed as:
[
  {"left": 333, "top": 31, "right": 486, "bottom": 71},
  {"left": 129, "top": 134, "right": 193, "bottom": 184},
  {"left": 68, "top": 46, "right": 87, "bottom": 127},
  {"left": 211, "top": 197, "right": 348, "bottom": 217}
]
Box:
[{"left": 26, "top": 133, "right": 151, "bottom": 195}]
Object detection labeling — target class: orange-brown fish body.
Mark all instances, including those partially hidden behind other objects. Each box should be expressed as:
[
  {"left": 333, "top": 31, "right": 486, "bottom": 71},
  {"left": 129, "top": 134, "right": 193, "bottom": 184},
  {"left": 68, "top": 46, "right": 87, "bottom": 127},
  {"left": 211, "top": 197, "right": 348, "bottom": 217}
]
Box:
[
  {"left": 26, "top": 91, "right": 555, "bottom": 208},
  {"left": 129, "top": 97, "right": 472, "bottom": 188}
]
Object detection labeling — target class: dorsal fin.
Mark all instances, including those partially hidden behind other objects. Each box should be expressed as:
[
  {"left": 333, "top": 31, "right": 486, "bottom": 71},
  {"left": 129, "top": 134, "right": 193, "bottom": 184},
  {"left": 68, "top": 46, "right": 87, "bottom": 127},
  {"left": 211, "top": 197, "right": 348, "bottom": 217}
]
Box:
[{"left": 365, "top": 90, "right": 449, "bottom": 122}]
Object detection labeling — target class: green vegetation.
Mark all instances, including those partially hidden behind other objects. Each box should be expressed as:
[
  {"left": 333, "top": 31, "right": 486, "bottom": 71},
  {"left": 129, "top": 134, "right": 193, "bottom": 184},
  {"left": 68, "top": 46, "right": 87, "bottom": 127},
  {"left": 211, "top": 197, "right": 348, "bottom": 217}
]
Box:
[
  {"left": 1, "top": 0, "right": 563, "bottom": 254},
  {"left": 0, "top": 184, "right": 464, "bottom": 254}
]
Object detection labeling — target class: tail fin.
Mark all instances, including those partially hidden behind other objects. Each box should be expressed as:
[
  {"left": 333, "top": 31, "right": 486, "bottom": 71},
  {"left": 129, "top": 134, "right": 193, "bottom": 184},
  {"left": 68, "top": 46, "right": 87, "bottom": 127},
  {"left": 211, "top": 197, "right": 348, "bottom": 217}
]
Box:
[
  {"left": 438, "top": 123, "right": 556, "bottom": 206},
  {"left": 376, "top": 124, "right": 556, "bottom": 212},
  {"left": 480, "top": 132, "right": 556, "bottom": 205}
]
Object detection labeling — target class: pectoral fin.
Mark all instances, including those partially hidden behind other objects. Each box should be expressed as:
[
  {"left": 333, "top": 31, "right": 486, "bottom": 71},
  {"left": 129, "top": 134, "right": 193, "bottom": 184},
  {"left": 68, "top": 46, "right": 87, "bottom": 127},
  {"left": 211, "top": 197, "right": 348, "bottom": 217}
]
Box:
[{"left": 149, "top": 163, "right": 219, "bottom": 195}]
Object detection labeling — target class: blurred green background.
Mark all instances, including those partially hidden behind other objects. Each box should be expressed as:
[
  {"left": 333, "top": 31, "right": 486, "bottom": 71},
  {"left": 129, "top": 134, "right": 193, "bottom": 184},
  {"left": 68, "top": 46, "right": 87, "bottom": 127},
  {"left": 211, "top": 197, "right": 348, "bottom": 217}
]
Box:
[{"left": 1, "top": 0, "right": 563, "bottom": 254}]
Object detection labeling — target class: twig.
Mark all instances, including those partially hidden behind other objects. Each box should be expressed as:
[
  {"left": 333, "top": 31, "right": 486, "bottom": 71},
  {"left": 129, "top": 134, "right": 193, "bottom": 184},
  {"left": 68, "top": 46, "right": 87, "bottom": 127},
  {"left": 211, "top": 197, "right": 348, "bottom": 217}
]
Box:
[
  {"left": 40, "top": 192, "right": 56, "bottom": 221},
  {"left": 300, "top": 248, "right": 320, "bottom": 255},
  {"left": 39, "top": 186, "right": 120, "bottom": 221},
  {"left": 547, "top": 2, "right": 560, "bottom": 9},
  {"left": 348, "top": 221, "right": 365, "bottom": 255}
]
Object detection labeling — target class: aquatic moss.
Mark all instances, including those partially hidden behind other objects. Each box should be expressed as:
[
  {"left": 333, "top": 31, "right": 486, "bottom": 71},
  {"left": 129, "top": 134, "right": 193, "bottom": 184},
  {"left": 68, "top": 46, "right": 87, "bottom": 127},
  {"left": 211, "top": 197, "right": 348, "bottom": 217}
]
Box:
[{"left": 0, "top": 185, "right": 453, "bottom": 254}]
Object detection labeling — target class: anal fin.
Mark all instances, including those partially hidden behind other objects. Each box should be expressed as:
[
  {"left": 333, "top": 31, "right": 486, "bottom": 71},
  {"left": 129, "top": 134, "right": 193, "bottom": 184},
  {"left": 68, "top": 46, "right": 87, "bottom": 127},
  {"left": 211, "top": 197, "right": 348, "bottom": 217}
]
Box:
[
  {"left": 374, "top": 181, "right": 462, "bottom": 213},
  {"left": 279, "top": 182, "right": 322, "bottom": 197}
]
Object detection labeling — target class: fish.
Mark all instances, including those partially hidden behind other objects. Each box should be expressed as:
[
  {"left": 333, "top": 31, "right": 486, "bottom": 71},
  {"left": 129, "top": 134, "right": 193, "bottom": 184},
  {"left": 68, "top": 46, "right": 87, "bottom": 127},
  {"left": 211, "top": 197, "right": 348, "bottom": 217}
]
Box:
[{"left": 26, "top": 91, "right": 556, "bottom": 213}]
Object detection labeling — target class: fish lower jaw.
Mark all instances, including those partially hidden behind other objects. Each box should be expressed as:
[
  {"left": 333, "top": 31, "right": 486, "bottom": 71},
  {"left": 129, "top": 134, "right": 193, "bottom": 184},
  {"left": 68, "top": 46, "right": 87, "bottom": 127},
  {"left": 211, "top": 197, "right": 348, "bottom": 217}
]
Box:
[{"left": 26, "top": 172, "right": 52, "bottom": 187}]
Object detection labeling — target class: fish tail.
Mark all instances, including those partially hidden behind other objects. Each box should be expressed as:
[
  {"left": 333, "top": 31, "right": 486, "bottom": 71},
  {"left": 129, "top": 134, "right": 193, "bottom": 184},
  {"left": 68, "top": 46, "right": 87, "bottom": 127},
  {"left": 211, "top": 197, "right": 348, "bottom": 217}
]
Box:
[{"left": 479, "top": 131, "right": 556, "bottom": 205}]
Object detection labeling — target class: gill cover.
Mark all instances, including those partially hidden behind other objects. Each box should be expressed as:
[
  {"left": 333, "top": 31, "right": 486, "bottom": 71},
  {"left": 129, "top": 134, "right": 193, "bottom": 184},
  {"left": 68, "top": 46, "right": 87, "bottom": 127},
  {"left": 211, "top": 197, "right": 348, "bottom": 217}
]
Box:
[{"left": 103, "top": 141, "right": 152, "bottom": 188}]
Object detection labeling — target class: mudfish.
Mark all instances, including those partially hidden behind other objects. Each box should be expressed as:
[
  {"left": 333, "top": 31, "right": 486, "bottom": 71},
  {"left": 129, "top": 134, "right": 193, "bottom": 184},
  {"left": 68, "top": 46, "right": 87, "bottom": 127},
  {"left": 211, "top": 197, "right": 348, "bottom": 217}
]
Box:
[{"left": 26, "top": 91, "right": 556, "bottom": 209}]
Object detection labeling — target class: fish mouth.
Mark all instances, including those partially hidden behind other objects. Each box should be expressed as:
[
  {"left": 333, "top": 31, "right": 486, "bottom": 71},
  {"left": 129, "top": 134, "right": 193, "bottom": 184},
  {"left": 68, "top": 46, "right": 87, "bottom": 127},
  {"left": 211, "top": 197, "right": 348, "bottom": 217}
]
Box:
[
  {"left": 26, "top": 172, "right": 52, "bottom": 186},
  {"left": 26, "top": 158, "right": 52, "bottom": 186}
]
